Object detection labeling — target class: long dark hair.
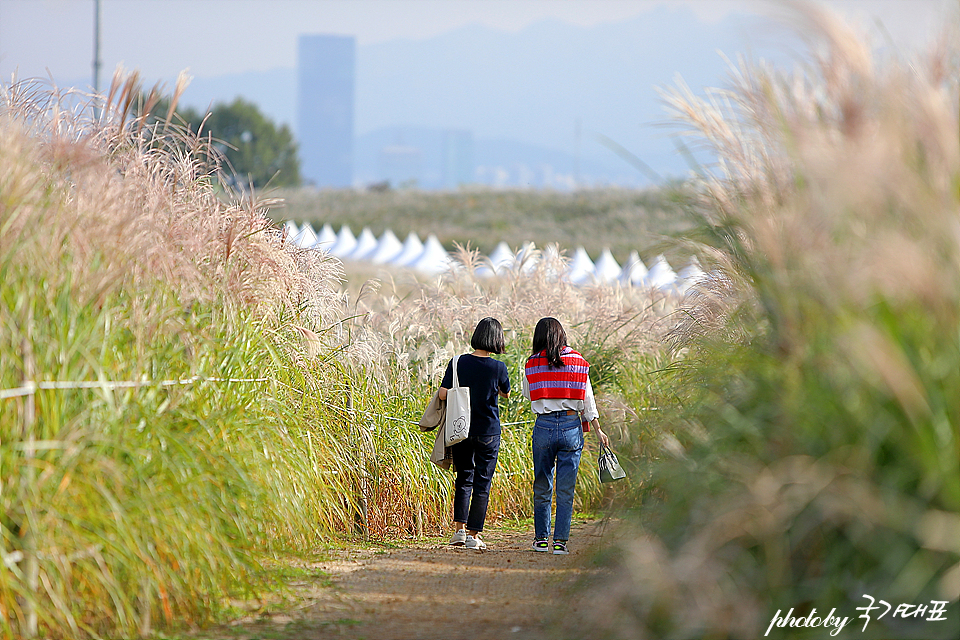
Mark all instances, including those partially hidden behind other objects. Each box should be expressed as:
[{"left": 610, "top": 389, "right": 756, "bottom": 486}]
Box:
[{"left": 531, "top": 317, "right": 567, "bottom": 368}]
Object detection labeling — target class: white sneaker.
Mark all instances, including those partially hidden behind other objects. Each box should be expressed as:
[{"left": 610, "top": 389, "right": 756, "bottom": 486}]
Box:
[
  {"left": 465, "top": 534, "right": 487, "bottom": 550},
  {"left": 449, "top": 529, "right": 467, "bottom": 546}
]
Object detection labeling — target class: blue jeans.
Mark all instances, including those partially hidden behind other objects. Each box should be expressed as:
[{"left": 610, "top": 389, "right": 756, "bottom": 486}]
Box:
[
  {"left": 532, "top": 412, "right": 584, "bottom": 542},
  {"left": 452, "top": 434, "right": 501, "bottom": 532}
]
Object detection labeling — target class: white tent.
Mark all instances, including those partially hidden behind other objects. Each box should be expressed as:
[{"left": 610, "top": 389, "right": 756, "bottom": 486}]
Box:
[
  {"left": 514, "top": 241, "right": 539, "bottom": 273},
  {"left": 408, "top": 234, "right": 452, "bottom": 275},
  {"left": 593, "top": 249, "right": 622, "bottom": 283},
  {"left": 676, "top": 257, "right": 705, "bottom": 294},
  {"left": 488, "top": 241, "right": 515, "bottom": 273},
  {"left": 314, "top": 223, "right": 337, "bottom": 251},
  {"left": 367, "top": 229, "right": 404, "bottom": 264},
  {"left": 566, "top": 247, "right": 596, "bottom": 285},
  {"left": 473, "top": 241, "right": 512, "bottom": 277},
  {"left": 345, "top": 227, "right": 378, "bottom": 261},
  {"left": 539, "top": 243, "right": 565, "bottom": 279},
  {"left": 328, "top": 225, "right": 357, "bottom": 258},
  {"left": 644, "top": 254, "right": 677, "bottom": 290},
  {"left": 677, "top": 257, "right": 703, "bottom": 281},
  {"left": 283, "top": 222, "right": 700, "bottom": 294},
  {"left": 390, "top": 231, "right": 425, "bottom": 267},
  {"left": 620, "top": 251, "right": 648, "bottom": 286},
  {"left": 283, "top": 220, "right": 300, "bottom": 243},
  {"left": 293, "top": 223, "right": 318, "bottom": 249}
]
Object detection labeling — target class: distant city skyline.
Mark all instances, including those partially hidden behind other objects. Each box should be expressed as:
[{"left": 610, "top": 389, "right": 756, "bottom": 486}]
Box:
[
  {"left": 2, "top": 1, "right": 954, "bottom": 189},
  {"left": 1, "top": 1, "right": 950, "bottom": 89}
]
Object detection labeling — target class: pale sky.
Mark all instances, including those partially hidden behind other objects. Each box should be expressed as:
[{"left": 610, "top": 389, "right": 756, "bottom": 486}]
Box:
[{"left": 0, "top": 0, "right": 954, "bottom": 88}]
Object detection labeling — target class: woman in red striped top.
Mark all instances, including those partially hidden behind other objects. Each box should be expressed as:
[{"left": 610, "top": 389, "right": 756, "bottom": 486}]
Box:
[{"left": 522, "top": 317, "right": 609, "bottom": 555}]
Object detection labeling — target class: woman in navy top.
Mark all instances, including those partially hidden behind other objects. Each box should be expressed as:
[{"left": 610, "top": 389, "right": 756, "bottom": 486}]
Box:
[{"left": 439, "top": 317, "right": 511, "bottom": 550}]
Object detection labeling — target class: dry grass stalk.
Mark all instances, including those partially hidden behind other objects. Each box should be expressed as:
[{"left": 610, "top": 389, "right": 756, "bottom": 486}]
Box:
[
  {"left": 1, "top": 72, "right": 345, "bottom": 337},
  {"left": 343, "top": 242, "right": 680, "bottom": 388},
  {"left": 573, "top": 4, "right": 960, "bottom": 638},
  {"left": 660, "top": 2, "right": 959, "bottom": 338}
]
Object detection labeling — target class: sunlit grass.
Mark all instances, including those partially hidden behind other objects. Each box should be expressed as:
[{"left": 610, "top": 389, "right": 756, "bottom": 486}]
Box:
[
  {"left": 0, "top": 74, "right": 363, "bottom": 637},
  {"left": 1, "top": 73, "right": 678, "bottom": 639}
]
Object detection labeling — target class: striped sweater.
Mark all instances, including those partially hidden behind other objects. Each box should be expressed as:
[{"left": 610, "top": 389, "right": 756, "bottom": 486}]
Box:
[{"left": 524, "top": 347, "right": 591, "bottom": 430}]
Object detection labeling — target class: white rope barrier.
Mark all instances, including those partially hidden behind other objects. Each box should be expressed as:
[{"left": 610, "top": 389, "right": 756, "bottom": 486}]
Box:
[
  {"left": 4, "top": 544, "right": 104, "bottom": 569},
  {"left": 2, "top": 379, "right": 652, "bottom": 426},
  {"left": 0, "top": 375, "right": 271, "bottom": 401},
  {"left": 356, "top": 409, "right": 532, "bottom": 429},
  {"left": 0, "top": 384, "right": 36, "bottom": 400}
]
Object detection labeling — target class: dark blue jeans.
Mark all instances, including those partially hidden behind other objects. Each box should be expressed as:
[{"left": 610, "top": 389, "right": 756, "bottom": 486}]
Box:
[
  {"left": 532, "top": 412, "right": 584, "bottom": 542},
  {"left": 452, "top": 433, "right": 501, "bottom": 532}
]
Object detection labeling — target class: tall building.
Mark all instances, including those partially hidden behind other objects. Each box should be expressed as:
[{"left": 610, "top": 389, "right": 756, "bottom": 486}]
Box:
[
  {"left": 441, "top": 129, "right": 474, "bottom": 189},
  {"left": 297, "top": 34, "right": 355, "bottom": 187}
]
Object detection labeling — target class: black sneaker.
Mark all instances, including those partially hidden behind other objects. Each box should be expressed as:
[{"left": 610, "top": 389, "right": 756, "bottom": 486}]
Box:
[
  {"left": 532, "top": 539, "right": 549, "bottom": 552},
  {"left": 552, "top": 541, "right": 569, "bottom": 555}
]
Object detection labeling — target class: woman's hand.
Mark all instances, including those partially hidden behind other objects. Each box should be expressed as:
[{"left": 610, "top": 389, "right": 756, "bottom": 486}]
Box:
[
  {"left": 438, "top": 387, "right": 448, "bottom": 401},
  {"left": 597, "top": 425, "right": 610, "bottom": 447},
  {"left": 589, "top": 418, "right": 610, "bottom": 447}
]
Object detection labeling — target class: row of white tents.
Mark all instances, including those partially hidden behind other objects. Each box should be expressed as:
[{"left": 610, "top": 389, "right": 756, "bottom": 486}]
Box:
[{"left": 283, "top": 221, "right": 705, "bottom": 294}]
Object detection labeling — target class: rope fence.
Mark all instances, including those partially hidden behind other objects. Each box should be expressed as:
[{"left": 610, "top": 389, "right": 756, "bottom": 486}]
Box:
[
  {"left": 1, "top": 376, "right": 539, "bottom": 431},
  {"left": 3, "top": 359, "right": 655, "bottom": 638},
  {"left": 357, "top": 409, "right": 532, "bottom": 428},
  {"left": 1, "top": 376, "right": 538, "bottom": 430},
  {"left": 2, "top": 378, "right": 657, "bottom": 424},
  {"left": 0, "top": 375, "right": 271, "bottom": 400}
]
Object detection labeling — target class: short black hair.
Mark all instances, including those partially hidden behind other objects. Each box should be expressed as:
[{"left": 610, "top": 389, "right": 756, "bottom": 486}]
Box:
[
  {"left": 471, "top": 317, "right": 506, "bottom": 354},
  {"left": 531, "top": 317, "right": 567, "bottom": 367}
]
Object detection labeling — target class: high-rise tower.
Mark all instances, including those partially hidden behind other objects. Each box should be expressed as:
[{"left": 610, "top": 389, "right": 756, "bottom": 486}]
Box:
[
  {"left": 297, "top": 34, "right": 355, "bottom": 187},
  {"left": 441, "top": 129, "right": 474, "bottom": 189}
]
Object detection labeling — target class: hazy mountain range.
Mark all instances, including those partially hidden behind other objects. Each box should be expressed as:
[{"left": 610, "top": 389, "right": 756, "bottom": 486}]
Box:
[{"left": 175, "top": 4, "right": 794, "bottom": 188}]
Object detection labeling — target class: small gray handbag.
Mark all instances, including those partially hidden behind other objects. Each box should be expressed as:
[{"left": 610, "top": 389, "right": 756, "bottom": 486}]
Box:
[{"left": 598, "top": 443, "right": 626, "bottom": 483}]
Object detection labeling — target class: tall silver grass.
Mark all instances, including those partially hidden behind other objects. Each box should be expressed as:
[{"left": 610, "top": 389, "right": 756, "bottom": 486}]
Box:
[{"left": 571, "top": 5, "right": 960, "bottom": 639}]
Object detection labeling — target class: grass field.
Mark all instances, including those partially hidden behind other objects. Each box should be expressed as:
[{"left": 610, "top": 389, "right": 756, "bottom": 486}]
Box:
[
  {"left": 268, "top": 185, "right": 696, "bottom": 265},
  {"left": 2, "top": 5, "right": 957, "bottom": 639},
  {"left": 0, "top": 74, "right": 676, "bottom": 639}
]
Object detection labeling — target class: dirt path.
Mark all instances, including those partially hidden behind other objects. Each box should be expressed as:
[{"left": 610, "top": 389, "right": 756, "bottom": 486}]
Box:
[{"left": 217, "top": 521, "right": 609, "bottom": 640}]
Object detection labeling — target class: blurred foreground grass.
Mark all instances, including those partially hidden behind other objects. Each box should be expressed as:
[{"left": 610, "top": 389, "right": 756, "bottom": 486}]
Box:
[{"left": 571, "top": 6, "right": 960, "bottom": 639}]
